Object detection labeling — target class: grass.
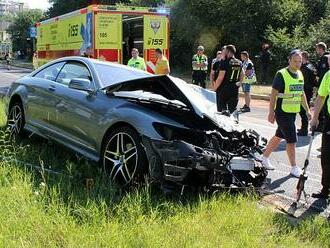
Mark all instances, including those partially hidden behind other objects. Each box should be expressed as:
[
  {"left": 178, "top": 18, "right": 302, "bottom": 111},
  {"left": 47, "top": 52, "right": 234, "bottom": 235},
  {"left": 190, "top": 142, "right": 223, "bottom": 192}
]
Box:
[{"left": 0, "top": 100, "right": 329, "bottom": 247}]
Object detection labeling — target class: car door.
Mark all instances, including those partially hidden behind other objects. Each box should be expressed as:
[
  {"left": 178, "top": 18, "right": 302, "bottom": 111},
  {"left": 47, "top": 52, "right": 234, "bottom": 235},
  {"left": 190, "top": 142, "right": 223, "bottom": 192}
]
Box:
[
  {"left": 27, "top": 62, "right": 65, "bottom": 130},
  {"left": 49, "top": 61, "right": 100, "bottom": 154}
]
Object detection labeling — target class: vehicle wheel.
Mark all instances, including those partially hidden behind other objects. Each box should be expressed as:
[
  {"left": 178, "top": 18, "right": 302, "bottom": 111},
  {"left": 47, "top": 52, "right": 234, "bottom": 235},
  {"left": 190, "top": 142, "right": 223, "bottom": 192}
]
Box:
[
  {"left": 102, "top": 126, "right": 148, "bottom": 186},
  {"left": 7, "top": 101, "right": 25, "bottom": 139}
]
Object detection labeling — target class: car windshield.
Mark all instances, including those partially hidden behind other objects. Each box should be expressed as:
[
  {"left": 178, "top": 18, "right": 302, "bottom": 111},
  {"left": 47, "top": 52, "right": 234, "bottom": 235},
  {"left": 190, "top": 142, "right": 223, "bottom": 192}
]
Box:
[{"left": 95, "top": 62, "right": 153, "bottom": 88}]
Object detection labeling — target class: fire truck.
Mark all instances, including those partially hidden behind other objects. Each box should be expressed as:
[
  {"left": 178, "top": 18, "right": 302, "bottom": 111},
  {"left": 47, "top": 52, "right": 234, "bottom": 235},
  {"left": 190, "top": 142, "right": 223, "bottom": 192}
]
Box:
[{"left": 36, "top": 5, "right": 170, "bottom": 73}]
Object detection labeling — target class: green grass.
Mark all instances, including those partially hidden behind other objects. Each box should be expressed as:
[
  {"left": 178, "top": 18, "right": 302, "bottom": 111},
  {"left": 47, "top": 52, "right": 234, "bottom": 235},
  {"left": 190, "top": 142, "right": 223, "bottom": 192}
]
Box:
[{"left": 0, "top": 100, "right": 329, "bottom": 247}]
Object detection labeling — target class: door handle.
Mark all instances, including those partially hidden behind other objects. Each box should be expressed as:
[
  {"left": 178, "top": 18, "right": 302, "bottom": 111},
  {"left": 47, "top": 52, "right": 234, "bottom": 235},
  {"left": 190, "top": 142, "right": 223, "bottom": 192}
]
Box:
[{"left": 48, "top": 85, "right": 56, "bottom": 91}]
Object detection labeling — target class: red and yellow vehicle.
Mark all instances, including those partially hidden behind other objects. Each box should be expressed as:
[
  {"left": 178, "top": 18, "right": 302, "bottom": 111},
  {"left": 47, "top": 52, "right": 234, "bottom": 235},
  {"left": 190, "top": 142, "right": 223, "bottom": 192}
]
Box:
[{"left": 36, "top": 5, "right": 170, "bottom": 73}]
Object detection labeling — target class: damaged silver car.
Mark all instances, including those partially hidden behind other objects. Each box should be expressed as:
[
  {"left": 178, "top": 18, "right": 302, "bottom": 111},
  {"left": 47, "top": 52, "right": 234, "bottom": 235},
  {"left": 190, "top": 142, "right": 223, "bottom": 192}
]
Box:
[{"left": 6, "top": 57, "right": 268, "bottom": 191}]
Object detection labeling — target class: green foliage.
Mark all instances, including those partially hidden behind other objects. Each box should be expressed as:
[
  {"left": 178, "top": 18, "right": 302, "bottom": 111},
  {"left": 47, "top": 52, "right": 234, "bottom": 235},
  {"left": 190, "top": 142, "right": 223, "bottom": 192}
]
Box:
[{"left": 7, "top": 9, "right": 43, "bottom": 54}]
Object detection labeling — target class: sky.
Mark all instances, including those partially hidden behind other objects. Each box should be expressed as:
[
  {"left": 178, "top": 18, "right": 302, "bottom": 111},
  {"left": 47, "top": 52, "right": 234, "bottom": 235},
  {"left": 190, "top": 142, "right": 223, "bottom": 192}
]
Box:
[{"left": 23, "top": 0, "right": 51, "bottom": 10}]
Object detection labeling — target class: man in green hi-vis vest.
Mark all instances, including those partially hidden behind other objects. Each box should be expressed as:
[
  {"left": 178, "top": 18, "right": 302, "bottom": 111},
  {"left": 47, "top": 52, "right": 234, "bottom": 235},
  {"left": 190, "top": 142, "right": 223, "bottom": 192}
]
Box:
[
  {"left": 260, "top": 49, "right": 311, "bottom": 178},
  {"left": 127, "top": 48, "right": 146, "bottom": 71}
]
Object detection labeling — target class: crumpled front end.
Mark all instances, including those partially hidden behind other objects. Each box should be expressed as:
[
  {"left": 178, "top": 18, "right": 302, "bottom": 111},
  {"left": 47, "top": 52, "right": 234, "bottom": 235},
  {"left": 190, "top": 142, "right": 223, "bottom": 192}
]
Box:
[{"left": 142, "top": 126, "right": 268, "bottom": 191}]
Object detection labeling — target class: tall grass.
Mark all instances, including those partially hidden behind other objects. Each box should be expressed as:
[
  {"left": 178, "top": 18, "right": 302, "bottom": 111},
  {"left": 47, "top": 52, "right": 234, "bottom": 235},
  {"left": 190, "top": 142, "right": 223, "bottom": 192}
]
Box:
[{"left": 0, "top": 100, "right": 329, "bottom": 247}]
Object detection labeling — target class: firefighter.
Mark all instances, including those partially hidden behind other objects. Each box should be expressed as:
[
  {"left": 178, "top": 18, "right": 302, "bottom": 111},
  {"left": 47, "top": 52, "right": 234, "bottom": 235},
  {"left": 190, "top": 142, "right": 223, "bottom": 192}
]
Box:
[
  {"left": 297, "top": 51, "right": 316, "bottom": 136},
  {"left": 154, "top": 48, "right": 170, "bottom": 75},
  {"left": 261, "top": 50, "right": 311, "bottom": 177},
  {"left": 310, "top": 54, "right": 330, "bottom": 199},
  {"left": 192, "top": 45, "right": 208, "bottom": 88},
  {"left": 213, "top": 44, "right": 243, "bottom": 113},
  {"left": 127, "top": 48, "right": 146, "bottom": 71},
  {"left": 238, "top": 51, "right": 257, "bottom": 112}
]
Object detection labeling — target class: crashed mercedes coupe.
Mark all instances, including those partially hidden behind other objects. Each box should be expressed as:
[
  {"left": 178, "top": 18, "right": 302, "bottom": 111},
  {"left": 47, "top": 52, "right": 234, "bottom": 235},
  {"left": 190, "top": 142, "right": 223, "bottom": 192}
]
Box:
[{"left": 6, "top": 57, "right": 267, "bottom": 191}]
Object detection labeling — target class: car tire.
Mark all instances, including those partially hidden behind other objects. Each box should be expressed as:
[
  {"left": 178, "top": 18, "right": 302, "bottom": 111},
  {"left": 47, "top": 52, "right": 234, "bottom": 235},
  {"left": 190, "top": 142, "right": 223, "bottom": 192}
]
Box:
[
  {"left": 7, "top": 101, "right": 25, "bottom": 139},
  {"left": 102, "top": 126, "right": 148, "bottom": 186}
]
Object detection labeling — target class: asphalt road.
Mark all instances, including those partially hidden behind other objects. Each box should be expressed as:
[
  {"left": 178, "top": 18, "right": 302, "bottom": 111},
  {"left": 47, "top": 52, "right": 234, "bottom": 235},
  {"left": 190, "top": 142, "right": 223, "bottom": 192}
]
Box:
[{"left": 0, "top": 66, "right": 329, "bottom": 216}]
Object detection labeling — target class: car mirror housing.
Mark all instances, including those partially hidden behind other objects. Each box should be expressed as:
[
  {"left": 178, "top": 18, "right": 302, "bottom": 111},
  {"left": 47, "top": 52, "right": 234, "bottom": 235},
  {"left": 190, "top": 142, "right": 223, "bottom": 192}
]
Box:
[{"left": 69, "top": 78, "right": 94, "bottom": 93}]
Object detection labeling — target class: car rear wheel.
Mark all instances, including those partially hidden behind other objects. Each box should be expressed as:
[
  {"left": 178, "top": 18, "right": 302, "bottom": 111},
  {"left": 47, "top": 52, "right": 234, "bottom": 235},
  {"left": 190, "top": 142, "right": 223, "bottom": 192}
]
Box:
[
  {"left": 7, "top": 101, "right": 25, "bottom": 139},
  {"left": 102, "top": 126, "right": 148, "bottom": 186}
]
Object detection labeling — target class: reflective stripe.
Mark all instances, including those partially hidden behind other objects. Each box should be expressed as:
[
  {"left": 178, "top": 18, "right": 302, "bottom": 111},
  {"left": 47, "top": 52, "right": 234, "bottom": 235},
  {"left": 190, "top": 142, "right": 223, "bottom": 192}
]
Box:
[
  {"left": 282, "top": 100, "right": 302, "bottom": 105},
  {"left": 277, "top": 93, "right": 303, "bottom": 98}
]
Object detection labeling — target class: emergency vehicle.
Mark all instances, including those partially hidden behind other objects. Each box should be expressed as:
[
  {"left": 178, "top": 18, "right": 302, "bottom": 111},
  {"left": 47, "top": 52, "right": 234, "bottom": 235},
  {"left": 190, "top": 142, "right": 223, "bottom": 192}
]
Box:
[{"left": 35, "top": 5, "right": 170, "bottom": 73}]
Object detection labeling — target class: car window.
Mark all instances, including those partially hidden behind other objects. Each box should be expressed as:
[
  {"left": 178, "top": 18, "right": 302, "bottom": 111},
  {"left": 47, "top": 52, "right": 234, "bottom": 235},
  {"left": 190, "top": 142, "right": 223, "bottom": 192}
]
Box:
[
  {"left": 34, "top": 62, "right": 65, "bottom": 81},
  {"left": 56, "top": 62, "right": 92, "bottom": 86},
  {"left": 95, "top": 63, "right": 152, "bottom": 88}
]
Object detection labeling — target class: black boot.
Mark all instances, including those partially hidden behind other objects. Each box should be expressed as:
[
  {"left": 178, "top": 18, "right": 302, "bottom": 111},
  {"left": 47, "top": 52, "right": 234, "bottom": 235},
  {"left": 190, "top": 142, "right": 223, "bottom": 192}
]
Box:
[{"left": 311, "top": 189, "right": 329, "bottom": 199}]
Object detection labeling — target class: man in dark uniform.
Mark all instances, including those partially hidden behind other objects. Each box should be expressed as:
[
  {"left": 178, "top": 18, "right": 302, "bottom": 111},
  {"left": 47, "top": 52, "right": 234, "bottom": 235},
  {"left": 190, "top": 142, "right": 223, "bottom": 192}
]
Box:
[
  {"left": 311, "top": 54, "right": 330, "bottom": 199},
  {"left": 213, "top": 44, "right": 243, "bottom": 113},
  {"left": 297, "top": 51, "right": 317, "bottom": 136},
  {"left": 259, "top": 43, "right": 272, "bottom": 84},
  {"left": 210, "top": 46, "right": 226, "bottom": 85},
  {"left": 315, "top": 42, "right": 329, "bottom": 132}
]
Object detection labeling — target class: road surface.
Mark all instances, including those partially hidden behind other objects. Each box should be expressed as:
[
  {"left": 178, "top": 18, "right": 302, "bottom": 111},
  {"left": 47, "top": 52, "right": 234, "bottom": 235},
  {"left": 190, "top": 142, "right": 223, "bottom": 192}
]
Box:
[{"left": 0, "top": 65, "right": 328, "bottom": 216}]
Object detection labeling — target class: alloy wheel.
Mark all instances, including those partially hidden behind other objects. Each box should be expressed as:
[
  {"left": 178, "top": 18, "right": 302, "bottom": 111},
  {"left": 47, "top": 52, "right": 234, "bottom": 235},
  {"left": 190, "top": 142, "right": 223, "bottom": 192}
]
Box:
[
  {"left": 103, "top": 132, "right": 138, "bottom": 185},
  {"left": 8, "top": 104, "right": 23, "bottom": 139}
]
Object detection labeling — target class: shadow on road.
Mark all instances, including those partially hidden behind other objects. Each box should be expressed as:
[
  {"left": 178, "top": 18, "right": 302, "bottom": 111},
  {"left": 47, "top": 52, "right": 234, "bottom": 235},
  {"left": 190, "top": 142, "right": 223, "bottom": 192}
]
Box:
[
  {"left": 273, "top": 133, "right": 319, "bottom": 152},
  {"left": 268, "top": 175, "right": 292, "bottom": 191},
  {"left": 299, "top": 198, "right": 329, "bottom": 219}
]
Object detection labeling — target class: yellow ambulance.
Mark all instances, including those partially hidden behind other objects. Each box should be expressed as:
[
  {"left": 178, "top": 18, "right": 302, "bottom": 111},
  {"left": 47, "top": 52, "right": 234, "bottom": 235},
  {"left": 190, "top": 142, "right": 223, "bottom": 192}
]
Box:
[{"left": 36, "top": 4, "right": 170, "bottom": 73}]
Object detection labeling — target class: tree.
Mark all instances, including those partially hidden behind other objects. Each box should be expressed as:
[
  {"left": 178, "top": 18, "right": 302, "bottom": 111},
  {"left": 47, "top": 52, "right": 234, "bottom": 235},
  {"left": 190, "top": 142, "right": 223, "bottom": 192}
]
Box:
[
  {"left": 47, "top": 0, "right": 130, "bottom": 18},
  {"left": 7, "top": 9, "right": 43, "bottom": 58}
]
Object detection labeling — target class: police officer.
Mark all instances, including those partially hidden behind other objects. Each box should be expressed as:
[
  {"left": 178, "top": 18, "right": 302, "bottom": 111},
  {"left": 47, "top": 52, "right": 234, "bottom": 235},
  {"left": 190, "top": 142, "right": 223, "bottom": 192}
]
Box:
[
  {"left": 127, "top": 48, "right": 146, "bottom": 71},
  {"left": 297, "top": 51, "right": 316, "bottom": 136},
  {"left": 261, "top": 50, "right": 311, "bottom": 177},
  {"left": 213, "top": 44, "right": 243, "bottom": 113},
  {"left": 310, "top": 54, "right": 330, "bottom": 199},
  {"left": 192, "top": 45, "right": 208, "bottom": 88}
]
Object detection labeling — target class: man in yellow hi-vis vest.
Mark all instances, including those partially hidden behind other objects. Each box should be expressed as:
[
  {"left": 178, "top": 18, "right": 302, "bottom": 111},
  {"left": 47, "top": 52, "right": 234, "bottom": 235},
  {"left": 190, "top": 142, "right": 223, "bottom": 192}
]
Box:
[
  {"left": 127, "top": 48, "right": 146, "bottom": 71},
  {"left": 310, "top": 54, "right": 330, "bottom": 199},
  {"left": 192, "top": 45, "right": 208, "bottom": 88},
  {"left": 261, "top": 50, "right": 311, "bottom": 178}
]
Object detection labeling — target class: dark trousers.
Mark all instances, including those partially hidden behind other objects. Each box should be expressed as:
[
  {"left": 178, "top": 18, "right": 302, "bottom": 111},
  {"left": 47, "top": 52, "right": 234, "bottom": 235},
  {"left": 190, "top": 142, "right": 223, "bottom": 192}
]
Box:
[
  {"left": 321, "top": 118, "right": 330, "bottom": 192},
  {"left": 192, "top": 70, "right": 207, "bottom": 88},
  {"left": 216, "top": 90, "right": 238, "bottom": 113},
  {"left": 318, "top": 96, "right": 329, "bottom": 132},
  {"left": 299, "top": 90, "right": 312, "bottom": 131},
  {"left": 260, "top": 64, "right": 269, "bottom": 84}
]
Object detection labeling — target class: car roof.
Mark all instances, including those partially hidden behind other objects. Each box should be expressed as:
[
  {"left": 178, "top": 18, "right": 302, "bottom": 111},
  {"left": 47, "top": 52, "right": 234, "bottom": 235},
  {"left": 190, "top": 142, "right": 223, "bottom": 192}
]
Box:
[{"left": 33, "top": 56, "right": 154, "bottom": 88}]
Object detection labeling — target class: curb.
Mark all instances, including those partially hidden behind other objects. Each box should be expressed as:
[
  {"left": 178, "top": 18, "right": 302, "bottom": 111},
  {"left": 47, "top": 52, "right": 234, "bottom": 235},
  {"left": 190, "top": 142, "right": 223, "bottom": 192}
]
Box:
[
  {"left": 0, "top": 61, "right": 33, "bottom": 70},
  {"left": 239, "top": 92, "right": 270, "bottom": 101}
]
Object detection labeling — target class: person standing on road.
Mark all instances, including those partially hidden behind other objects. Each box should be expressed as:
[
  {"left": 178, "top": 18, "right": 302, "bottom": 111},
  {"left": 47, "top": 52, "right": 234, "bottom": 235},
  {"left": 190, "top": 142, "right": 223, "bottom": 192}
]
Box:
[
  {"left": 210, "top": 47, "right": 227, "bottom": 88},
  {"left": 238, "top": 51, "right": 257, "bottom": 112},
  {"left": 315, "top": 42, "right": 329, "bottom": 132},
  {"left": 4, "top": 52, "right": 11, "bottom": 70},
  {"left": 155, "top": 48, "right": 170, "bottom": 75},
  {"left": 261, "top": 50, "right": 311, "bottom": 177},
  {"left": 192, "top": 45, "right": 208, "bottom": 88},
  {"left": 210, "top": 50, "right": 222, "bottom": 84},
  {"left": 213, "top": 44, "right": 243, "bottom": 113},
  {"left": 297, "top": 51, "right": 317, "bottom": 136},
  {"left": 310, "top": 54, "right": 330, "bottom": 199},
  {"left": 127, "top": 48, "right": 146, "bottom": 71},
  {"left": 259, "top": 43, "right": 271, "bottom": 85}
]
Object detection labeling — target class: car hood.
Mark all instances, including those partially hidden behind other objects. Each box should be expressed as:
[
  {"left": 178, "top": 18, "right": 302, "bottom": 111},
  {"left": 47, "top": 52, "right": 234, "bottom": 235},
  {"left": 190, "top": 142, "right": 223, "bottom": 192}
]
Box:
[{"left": 167, "top": 76, "right": 237, "bottom": 132}]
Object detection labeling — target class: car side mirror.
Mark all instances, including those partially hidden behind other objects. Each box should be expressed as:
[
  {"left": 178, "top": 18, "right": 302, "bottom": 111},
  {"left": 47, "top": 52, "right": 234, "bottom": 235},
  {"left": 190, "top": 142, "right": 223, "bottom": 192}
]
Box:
[{"left": 68, "top": 78, "right": 94, "bottom": 93}]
